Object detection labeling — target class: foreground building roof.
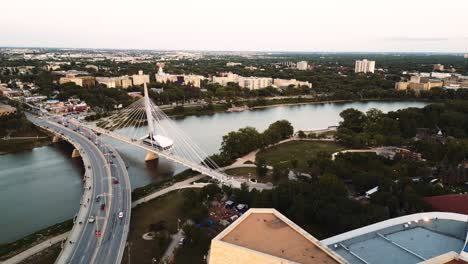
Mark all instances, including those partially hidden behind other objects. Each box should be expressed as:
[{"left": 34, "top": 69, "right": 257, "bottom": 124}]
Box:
[
  {"left": 322, "top": 212, "right": 468, "bottom": 264},
  {"left": 209, "top": 208, "right": 346, "bottom": 264}
]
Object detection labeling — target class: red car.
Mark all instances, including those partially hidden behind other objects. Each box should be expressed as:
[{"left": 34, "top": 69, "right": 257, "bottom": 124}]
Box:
[
  {"left": 95, "top": 230, "right": 101, "bottom": 237},
  {"left": 112, "top": 178, "right": 119, "bottom": 184},
  {"left": 100, "top": 204, "right": 105, "bottom": 210}
]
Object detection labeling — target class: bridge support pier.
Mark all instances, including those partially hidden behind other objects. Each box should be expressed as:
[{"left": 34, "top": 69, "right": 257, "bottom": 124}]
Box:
[
  {"left": 52, "top": 135, "right": 62, "bottom": 143},
  {"left": 145, "top": 152, "right": 158, "bottom": 161},
  {"left": 71, "top": 149, "right": 81, "bottom": 158}
]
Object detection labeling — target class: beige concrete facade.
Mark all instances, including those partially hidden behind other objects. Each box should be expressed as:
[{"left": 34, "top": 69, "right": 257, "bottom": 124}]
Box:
[
  {"left": 209, "top": 208, "right": 346, "bottom": 264},
  {"left": 274, "top": 78, "right": 312, "bottom": 88},
  {"left": 132, "top": 70, "right": 150, "bottom": 86},
  {"left": 59, "top": 75, "right": 95, "bottom": 88}
]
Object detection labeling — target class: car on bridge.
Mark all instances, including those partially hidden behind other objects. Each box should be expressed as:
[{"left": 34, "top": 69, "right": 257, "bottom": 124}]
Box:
[
  {"left": 101, "top": 203, "right": 105, "bottom": 211},
  {"left": 88, "top": 216, "right": 95, "bottom": 223},
  {"left": 112, "top": 177, "right": 119, "bottom": 184},
  {"left": 118, "top": 212, "right": 124, "bottom": 218},
  {"left": 95, "top": 230, "right": 101, "bottom": 237}
]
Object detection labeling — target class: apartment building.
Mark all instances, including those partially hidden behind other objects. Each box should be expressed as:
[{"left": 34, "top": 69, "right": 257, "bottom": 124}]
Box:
[
  {"left": 296, "top": 61, "right": 308, "bottom": 70},
  {"left": 355, "top": 59, "right": 375, "bottom": 73},
  {"left": 238, "top": 76, "right": 273, "bottom": 90}
]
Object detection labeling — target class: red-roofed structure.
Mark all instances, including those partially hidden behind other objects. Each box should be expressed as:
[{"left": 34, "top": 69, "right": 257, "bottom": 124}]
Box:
[{"left": 424, "top": 194, "right": 468, "bottom": 214}]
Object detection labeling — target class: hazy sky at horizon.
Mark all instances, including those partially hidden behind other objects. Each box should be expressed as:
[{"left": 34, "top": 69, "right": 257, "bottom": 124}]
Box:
[{"left": 1, "top": 0, "right": 467, "bottom": 52}]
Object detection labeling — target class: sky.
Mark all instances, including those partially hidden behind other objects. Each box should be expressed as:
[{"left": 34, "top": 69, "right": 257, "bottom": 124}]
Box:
[{"left": 1, "top": 0, "right": 467, "bottom": 52}]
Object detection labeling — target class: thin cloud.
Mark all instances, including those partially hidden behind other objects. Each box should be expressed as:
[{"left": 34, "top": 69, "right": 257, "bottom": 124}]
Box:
[{"left": 384, "top": 37, "right": 450, "bottom": 42}]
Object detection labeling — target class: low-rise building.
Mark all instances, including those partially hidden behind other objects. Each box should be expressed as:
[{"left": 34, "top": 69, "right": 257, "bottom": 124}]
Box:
[
  {"left": 395, "top": 74, "right": 443, "bottom": 93},
  {"left": 212, "top": 72, "right": 240, "bottom": 86},
  {"left": 226, "top": 62, "right": 242, "bottom": 67},
  {"left": 273, "top": 78, "right": 312, "bottom": 88},
  {"left": 96, "top": 76, "right": 133, "bottom": 88},
  {"left": 59, "top": 74, "right": 95, "bottom": 88},
  {"left": 433, "top": 64, "right": 445, "bottom": 71}
]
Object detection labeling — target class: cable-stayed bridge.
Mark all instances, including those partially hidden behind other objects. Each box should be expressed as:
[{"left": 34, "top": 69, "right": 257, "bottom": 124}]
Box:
[{"left": 76, "top": 84, "right": 267, "bottom": 189}]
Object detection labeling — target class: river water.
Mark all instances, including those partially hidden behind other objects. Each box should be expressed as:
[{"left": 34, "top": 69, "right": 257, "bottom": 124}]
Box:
[{"left": 0, "top": 100, "right": 427, "bottom": 243}]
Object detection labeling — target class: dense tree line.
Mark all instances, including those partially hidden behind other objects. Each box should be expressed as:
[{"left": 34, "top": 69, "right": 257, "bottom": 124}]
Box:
[{"left": 209, "top": 120, "right": 294, "bottom": 166}]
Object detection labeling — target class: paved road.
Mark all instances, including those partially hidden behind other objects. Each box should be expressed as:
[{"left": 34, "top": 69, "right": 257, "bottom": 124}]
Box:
[{"left": 28, "top": 115, "right": 131, "bottom": 264}]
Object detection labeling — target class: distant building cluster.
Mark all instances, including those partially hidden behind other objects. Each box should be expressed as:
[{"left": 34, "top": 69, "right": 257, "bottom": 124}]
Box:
[
  {"left": 59, "top": 70, "right": 151, "bottom": 88},
  {"left": 40, "top": 98, "right": 88, "bottom": 114},
  {"left": 395, "top": 72, "right": 468, "bottom": 92},
  {"left": 155, "top": 65, "right": 205, "bottom": 88},
  {"left": 354, "top": 59, "right": 375, "bottom": 73},
  {"left": 212, "top": 72, "right": 312, "bottom": 90}
]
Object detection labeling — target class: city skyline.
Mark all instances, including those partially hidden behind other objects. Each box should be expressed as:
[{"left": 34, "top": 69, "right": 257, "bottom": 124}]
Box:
[{"left": 1, "top": 0, "right": 467, "bottom": 53}]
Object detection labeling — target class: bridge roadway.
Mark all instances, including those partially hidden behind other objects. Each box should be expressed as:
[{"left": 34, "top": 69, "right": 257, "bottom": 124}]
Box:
[{"left": 28, "top": 114, "right": 131, "bottom": 264}]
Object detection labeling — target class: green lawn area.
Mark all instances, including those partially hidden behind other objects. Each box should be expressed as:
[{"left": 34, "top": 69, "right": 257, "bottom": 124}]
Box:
[
  {"left": 225, "top": 167, "right": 275, "bottom": 184},
  {"left": 256, "top": 140, "right": 344, "bottom": 172},
  {"left": 123, "top": 190, "right": 197, "bottom": 264},
  {"left": 18, "top": 243, "right": 61, "bottom": 264}
]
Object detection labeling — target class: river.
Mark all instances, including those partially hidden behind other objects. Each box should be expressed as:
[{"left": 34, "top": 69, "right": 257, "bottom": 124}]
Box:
[{"left": 0, "top": 100, "right": 427, "bottom": 243}]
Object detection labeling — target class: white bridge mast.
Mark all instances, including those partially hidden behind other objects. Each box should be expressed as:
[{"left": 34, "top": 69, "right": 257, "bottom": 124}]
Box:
[{"left": 143, "top": 83, "right": 155, "bottom": 140}]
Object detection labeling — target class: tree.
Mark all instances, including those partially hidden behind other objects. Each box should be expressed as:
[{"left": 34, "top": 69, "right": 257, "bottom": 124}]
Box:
[
  {"left": 220, "top": 127, "right": 261, "bottom": 159},
  {"left": 297, "top": 130, "right": 306, "bottom": 138},
  {"left": 255, "top": 157, "right": 268, "bottom": 178},
  {"left": 339, "top": 108, "right": 367, "bottom": 133},
  {"left": 272, "top": 164, "right": 289, "bottom": 182}
]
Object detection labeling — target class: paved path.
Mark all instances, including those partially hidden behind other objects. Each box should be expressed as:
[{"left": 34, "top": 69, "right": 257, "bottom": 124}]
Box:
[
  {"left": 1, "top": 232, "right": 69, "bottom": 264},
  {"left": 132, "top": 175, "right": 208, "bottom": 207},
  {"left": 161, "top": 228, "right": 184, "bottom": 262}
]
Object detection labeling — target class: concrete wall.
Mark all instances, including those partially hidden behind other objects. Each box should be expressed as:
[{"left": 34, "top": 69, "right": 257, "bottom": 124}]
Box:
[{"left": 209, "top": 240, "right": 295, "bottom": 264}]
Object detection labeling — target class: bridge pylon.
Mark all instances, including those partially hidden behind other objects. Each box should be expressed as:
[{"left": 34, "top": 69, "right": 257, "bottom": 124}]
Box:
[{"left": 145, "top": 152, "right": 158, "bottom": 161}]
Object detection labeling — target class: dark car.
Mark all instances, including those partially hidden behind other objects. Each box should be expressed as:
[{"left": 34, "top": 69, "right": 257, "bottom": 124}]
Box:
[{"left": 101, "top": 203, "right": 105, "bottom": 210}]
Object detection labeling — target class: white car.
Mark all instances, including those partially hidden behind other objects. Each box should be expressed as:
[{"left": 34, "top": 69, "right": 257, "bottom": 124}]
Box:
[
  {"left": 118, "top": 212, "right": 124, "bottom": 218},
  {"left": 88, "top": 216, "right": 95, "bottom": 223}
]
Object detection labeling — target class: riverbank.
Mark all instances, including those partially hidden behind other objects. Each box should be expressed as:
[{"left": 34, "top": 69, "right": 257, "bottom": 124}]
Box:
[
  {"left": 250, "top": 97, "right": 429, "bottom": 110},
  {"left": 0, "top": 137, "right": 52, "bottom": 155},
  {"left": 163, "top": 97, "right": 430, "bottom": 119},
  {"left": 0, "top": 219, "right": 72, "bottom": 261}
]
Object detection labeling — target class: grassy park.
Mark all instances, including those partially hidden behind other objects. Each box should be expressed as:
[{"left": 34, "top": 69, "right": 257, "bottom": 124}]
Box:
[
  {"left": 256, "top": 140, "right": 344, "bottom": 172},
  {"left": 123, "top": 190, "right": 199, "bottom": 264}
]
